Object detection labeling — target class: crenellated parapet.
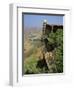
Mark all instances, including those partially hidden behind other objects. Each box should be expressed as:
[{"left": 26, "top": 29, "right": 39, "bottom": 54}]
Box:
[{"left": 42, "top": 20, "right": 63, "bottom": 36}]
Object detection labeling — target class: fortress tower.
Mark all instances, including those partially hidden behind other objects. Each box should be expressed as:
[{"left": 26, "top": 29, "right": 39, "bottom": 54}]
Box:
[{"left": 43, "top": 19, "right": 47, "bottom": 35}]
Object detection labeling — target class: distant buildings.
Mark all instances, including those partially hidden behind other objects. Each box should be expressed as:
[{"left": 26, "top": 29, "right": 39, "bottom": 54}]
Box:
[{"left": 28, "top": 32, "right": 41, "bottom": 42}]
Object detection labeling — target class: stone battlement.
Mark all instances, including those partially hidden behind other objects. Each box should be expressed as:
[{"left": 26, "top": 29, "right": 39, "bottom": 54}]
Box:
[{"left": 43, "top": 22, "right": 63, "bottom": 35}]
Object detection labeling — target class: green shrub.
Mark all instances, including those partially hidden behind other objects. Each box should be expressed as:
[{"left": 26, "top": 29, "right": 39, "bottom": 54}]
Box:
[{"left": 48, "top": 29, "right": 63, "bottom": 73}]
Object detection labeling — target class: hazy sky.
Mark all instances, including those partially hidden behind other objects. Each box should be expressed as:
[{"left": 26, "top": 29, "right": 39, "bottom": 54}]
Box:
[{"left": 23, "top": 14, "right": 63, "bottom": 28}]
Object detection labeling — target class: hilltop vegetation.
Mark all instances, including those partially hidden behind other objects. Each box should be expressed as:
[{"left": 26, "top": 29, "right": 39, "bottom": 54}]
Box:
[
  {"left": 47, "top": 29, "right": 63, "bottom": 73},
  {"left": 24, "top": 28, "right": 63, "bottom": 74}
]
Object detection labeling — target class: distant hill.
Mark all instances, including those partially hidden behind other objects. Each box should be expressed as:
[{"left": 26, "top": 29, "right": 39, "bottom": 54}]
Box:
[{"left": 24, "top": 27, "right": 42, "bottom": 32}]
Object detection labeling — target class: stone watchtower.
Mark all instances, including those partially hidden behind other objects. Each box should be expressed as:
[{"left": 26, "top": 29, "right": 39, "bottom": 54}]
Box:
[
  {"left": 42, "top": 19, "right": 47, "bottom": 35},
  {"left": 42, "top": 20, "right": 52, "bottom": 36}
]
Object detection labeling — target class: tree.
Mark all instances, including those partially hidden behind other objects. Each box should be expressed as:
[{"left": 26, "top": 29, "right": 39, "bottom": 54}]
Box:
[{"left": 47, "top": 29, "right": 63, "bottom": 73}]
